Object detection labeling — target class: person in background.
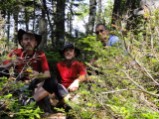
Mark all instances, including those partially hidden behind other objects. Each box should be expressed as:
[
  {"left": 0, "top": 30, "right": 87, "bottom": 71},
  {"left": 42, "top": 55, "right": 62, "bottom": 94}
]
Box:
[
  {"left": 89, "top": 24, "right": 121, "bottom": 74},
  {"left": 95, "top": 23, "right": 120, "bottom": 47}
]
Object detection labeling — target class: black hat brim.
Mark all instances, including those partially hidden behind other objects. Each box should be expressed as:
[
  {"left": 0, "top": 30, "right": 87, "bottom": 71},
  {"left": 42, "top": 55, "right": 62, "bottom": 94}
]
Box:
[
  {"left": 17, "top": 29, "right": 42, "bottom": 47},
  {"left": 60, "top": 46, "right": 80, "bottom": 57}
]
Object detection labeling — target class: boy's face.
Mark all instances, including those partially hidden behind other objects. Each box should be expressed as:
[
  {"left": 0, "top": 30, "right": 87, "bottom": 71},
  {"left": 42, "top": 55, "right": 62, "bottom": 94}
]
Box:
[
  {"left": 21, "top": 33, "right": 37, "bottom": 51},
  {"left": 64, "top": 48, "right": 75, "bottom": 60}
]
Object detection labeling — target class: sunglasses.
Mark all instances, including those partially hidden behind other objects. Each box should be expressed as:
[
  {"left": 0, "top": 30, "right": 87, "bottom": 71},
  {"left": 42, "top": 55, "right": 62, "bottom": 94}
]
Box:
[{"left": 95, "top": 29, "right": 104, "bottom": 35}]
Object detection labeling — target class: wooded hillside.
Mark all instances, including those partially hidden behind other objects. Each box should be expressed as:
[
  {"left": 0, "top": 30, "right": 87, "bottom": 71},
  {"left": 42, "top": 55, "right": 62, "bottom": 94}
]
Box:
[{"left": 1, "top": 0, "right": 159, "bottom": 119}]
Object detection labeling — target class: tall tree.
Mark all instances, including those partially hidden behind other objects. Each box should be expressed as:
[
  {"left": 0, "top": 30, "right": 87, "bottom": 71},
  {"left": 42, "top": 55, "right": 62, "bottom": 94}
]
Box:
[
  {"left": 124, "top": 0, "right": 140, "bottom": 30},
  {"left": 97, "top": 0, "right": 102, "bottom": 22},
  {"left": 126, "top": 0, "right": 137, "bottom": 9},
  {"left": 67, "top": 0, "right": 73, "bottom": 35},
  {"left": 38, "top": 0, "right": 47, "bottom": 49},
  {"left": 13, "top": 10, "right": 19, "bottom": 46},
  {"left": 87, "top": 0, "right": 97, "bottom": 34},
  {"left": 7, "top": 12, "right": 10, "bottom": 44},
  {"left": 112, "top": 0, "right": 122, "bottom": 25},
  {"left": 112, "top": 0, "right": 140, "bottom": 26},
  {"left": 54, "top": 0, "right": 66, "bottom": 48},
  {"left": 24, "top": 8, "right": 29, "bottom": 31},
  {"left": 43, "top": 0, "right": 55, "bottom": 47},
  {"left": 0, "top": 0, "right": 7, "bottom": 18}
]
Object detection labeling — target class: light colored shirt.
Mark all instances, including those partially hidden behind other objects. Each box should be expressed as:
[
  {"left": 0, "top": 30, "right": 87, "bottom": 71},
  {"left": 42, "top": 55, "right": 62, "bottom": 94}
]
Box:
[{"left": 106, "top": 35, "right": 119, "bottom": 46}]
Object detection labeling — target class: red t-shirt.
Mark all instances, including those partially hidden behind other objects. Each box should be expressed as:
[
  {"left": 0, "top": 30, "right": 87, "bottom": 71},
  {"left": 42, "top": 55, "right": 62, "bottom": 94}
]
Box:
[
  {"left": 3, "top": 49, "right": 49, "bottom": 79},
  {"left": 56, "top": 60, "right": 86, "bottom": 88}
]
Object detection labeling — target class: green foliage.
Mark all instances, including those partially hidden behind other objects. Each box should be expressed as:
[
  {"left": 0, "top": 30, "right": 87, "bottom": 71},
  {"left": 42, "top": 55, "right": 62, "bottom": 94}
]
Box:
[
  {"left": 0, "top": 80, "right": 43, "bottom": 119},
  {"left": 45, "top": 50, "right": 62, "bottom": 63},
  {"left": 66, "top": 11, "right": 159, "bottom": 118},
  {"left": 1, "top": 4, "right": 159, "bottom": 119},
  {"left": 74, "top": 2, "right": 89, "bottom": 21},
  {"left": 15, "top": 105, "right": 42, "bottom": 119},
  {"left": 45, "top": 50, "right": 62, "bottom": 74},
  {"left": 99, "top": 0, "right": 114, "bottom": 25}
]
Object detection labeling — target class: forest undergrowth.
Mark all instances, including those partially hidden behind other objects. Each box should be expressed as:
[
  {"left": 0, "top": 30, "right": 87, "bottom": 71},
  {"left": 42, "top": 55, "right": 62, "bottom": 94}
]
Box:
[{"left": 1, "top": 11, "right": 159, "bottom": 119}]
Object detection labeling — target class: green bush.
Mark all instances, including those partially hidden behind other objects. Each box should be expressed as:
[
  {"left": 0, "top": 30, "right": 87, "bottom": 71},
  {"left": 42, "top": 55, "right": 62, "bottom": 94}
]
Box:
[{"left": 68, "top": 11, "right": 159, "bottom": 118}]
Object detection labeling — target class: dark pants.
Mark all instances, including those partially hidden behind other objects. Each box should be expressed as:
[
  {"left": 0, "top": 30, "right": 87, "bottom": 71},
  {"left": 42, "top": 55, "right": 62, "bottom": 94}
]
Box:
[
  {"left": 43, "top": 77, "right": 68, "bottom": 99},
  {"left": 0, "top": 67, "right": 10, "bottom": 78}
]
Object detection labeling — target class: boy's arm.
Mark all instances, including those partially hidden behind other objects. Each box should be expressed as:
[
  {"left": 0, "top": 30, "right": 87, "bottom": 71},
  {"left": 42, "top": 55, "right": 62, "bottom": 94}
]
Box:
[
  {"left": 76, "top": 74, "right": 87, "bottom": 82},
  {"left": 68, "top": 75, "right": 87, "bottom": 92}
]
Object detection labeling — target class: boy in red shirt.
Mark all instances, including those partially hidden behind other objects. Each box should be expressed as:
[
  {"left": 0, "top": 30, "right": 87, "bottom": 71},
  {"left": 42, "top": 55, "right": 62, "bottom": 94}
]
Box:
[{"left": 56, "top": 43, "right": 87, "bottom": 92}]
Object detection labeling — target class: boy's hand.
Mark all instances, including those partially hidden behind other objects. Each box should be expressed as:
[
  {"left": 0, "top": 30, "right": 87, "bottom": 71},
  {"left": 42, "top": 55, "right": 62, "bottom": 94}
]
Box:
[{"left": 68, "top": 79, "right": 79, "bottom": 92}]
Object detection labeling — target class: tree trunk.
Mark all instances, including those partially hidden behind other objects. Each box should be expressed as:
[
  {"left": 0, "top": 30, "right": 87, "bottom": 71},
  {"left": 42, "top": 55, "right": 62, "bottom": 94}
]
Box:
[
  {"left": 42, "top": 0, "right": 54, "bottom": 49},
  {"left": 7, "top": 11, "right": 10, "bottom": 44},
  {"left": 87, "top": 0, "right": 97, "bottom": 35},
  {"left": 51, "top": 0, "right": 56, "bottom": 48},
  {"left": 33, "top": 0, "right": 36, "bottom": 31},
  {"left": 97, "top": 0, "right": 102, "bottom": 23},
  {"left": 1, "top": 0, "right": 6, "bottom": 18},
  {"left": 1, "top": 10, "right": 6, "bottom": 18},
  {"left": 55, "top": 0, "right": 66, "bottom": 48},
  {"left": 112, "top": 0, "right": 122, "bottom": 25},
  {"left": 13, "top": 11, "right": 19, "bottom": 47},
  {"left": 39, "top": 0, "right": 47, "bottom": 50},
  {"left": 126, "top": 0, "right": 138, "bottom": 10},
  {"left": 124, "top": 0, "right": 140, "bottom": 30},
  {"left": 24, "top": 8, "right": 29, "bottom": 31},
  {"left": 67, "top": 0, "right": 73, "bottom": 35},
  {"left": 39, "top": 18, "right": 47, "bottom": 49}
]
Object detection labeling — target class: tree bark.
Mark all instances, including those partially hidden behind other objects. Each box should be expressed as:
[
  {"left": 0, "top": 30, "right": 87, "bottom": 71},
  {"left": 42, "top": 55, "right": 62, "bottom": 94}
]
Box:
[
  {"left": 55, "top": 0, "right": 66, "bottom": 48},
  {"left": 13, "top": 11, "right": 19, "bottom": 47},
  {"left": 42, "top": 0, "right": 54, "bottom": 49},
  {"left": 112, "top": 0, "right": 122, "bottom": 25},
  {"left": 1, "top": 0, "right": 6, "bottom": 18},
  {"left": 87, "top": 0, "right": 97, "bottom": 35},
  {"left": 33, "top": 0, "right": 36, "bottom": 31},
  {"left": 126, "top": 0, "right": 138, "bottom": 10},
  {"left": 39, "top": 0, "right": 48, "bottom": 50},
  {"left": 50, "top": 0, "right": 56, "bottom": 48},
  {"left": 67, "top": 0, "right": 73, "bottom": 35},
  {"left": 97, "top": 0, "right": 102, "bottom": 23},
  {"left": 7, "top": 11, "right": 10, "bottom": 44},
  {"left": 24, "top": 8, "right": 29, "bottom": 31}
]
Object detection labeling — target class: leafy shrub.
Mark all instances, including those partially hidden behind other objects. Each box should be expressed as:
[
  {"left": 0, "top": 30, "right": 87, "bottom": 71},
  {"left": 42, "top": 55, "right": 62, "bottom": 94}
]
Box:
[{"left": 68, "top": 10, "right": 159, "bottom": 118}]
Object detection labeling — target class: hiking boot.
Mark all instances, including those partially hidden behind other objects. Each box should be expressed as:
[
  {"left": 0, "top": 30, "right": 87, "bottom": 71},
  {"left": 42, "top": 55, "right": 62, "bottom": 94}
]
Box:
[
  {"left": 23, "top": 97, "right": 36, "bottom": 105},
  {"left": 19, "top": 94, "right": 35, "bottom": 106},
  {"left": 56, "top": 99, "right": 72, "bottom": 112},
  {"left": 36, "top": 96, "right": 53, "bottom": 113}
]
